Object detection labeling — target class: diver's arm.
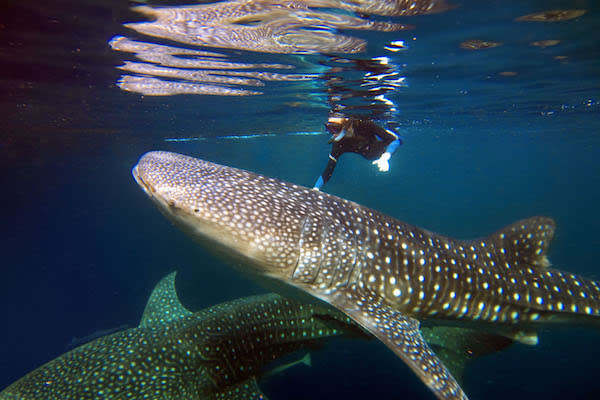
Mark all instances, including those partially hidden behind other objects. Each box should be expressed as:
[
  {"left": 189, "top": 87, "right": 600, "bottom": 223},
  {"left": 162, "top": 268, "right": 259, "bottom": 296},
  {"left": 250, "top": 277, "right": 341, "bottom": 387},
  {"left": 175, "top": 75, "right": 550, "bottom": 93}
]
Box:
[
  {"left": 384, "top": 137, "right": 401, "bottom": 154},
  {"left": 313, "top": 175, "right": 325, "bottom": 190},
  {"left": 373, "top": 124, "right": 399, "bottom": 142},
  {"left": 372, "top": 136, "right": 402, "bottom": 172},
  {"left": 313, "top": 154, "right": 338, "bottom": 190}
]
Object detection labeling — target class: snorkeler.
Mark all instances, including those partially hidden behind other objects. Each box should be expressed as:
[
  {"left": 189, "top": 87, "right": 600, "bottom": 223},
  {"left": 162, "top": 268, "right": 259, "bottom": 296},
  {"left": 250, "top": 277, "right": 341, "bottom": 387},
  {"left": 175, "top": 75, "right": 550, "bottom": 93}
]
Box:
[{"left": 313, "top": 116, "right": 402, "bottom": 190}]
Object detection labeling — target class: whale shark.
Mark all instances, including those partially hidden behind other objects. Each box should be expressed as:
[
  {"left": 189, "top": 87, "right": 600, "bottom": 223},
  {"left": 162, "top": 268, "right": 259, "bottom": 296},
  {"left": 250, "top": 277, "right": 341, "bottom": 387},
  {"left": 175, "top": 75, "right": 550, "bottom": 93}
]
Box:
[
  {"left": 0, "top": 271, "right": 501, "bottom": 400},
  {"left": 132, "top": 151, "right": 600, "bottom": 400},
  {"left": 0, "top": 272, "right": 360, "bottom": 400}
]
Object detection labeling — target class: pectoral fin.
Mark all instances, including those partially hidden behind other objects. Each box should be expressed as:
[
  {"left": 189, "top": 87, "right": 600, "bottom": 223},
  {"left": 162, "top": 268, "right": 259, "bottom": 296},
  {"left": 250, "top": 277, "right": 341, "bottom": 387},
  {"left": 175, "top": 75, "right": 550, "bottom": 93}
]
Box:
[
  {"left": 422, "top": 326, "right": 514, "bottom": 385},
  {"left": 327, "top": 286, "right": 468, "bottom": 400},
  {"left": 214, "top": 378, "right": 268, "bottom": 400}
]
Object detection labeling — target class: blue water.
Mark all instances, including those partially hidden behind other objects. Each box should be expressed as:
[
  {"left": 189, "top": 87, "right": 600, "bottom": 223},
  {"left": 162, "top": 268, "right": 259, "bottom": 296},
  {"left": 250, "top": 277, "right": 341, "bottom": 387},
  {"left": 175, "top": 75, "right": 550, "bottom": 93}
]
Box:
[{"left": 1, "top": 0, "right": 600, "bottom": 398}]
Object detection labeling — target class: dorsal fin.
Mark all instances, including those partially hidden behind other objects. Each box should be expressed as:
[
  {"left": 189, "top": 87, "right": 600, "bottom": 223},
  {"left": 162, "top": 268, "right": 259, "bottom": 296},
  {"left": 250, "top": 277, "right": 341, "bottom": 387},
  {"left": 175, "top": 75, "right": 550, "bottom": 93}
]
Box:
[
  {"left": 487, "top": 216, "right": 556, "bottom": 268},
  {"left": 139, "top": 271, "right": 192, "bottom": 328}
]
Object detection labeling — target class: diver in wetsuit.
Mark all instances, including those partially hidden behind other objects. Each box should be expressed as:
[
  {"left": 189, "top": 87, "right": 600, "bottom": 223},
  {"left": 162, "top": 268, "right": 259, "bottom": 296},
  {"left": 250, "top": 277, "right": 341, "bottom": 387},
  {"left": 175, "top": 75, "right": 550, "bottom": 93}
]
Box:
[{"left": 313, "top": 116, "right": 402, "bottom": 190}]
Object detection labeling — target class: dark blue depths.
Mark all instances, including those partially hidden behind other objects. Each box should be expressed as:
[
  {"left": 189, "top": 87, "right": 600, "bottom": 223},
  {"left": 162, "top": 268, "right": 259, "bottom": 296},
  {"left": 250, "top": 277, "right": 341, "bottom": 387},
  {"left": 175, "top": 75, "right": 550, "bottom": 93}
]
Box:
[{"left": 1, "top": 0, "right": 599, "bottom": 399}]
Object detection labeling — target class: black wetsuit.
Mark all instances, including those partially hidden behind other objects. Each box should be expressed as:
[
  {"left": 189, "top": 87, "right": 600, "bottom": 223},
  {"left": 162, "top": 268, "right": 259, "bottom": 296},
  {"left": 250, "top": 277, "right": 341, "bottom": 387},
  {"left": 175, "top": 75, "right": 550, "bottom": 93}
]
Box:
[{"left": 318, "top": 119, "right": 398, "bottom": 187}]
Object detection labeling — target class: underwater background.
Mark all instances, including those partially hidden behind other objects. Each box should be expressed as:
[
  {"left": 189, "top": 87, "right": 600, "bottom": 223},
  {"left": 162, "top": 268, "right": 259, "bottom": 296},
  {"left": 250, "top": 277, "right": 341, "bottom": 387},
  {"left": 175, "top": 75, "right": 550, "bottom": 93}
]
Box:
[{"left": 1, "top": 0, "right": 599, "bottom": 398}]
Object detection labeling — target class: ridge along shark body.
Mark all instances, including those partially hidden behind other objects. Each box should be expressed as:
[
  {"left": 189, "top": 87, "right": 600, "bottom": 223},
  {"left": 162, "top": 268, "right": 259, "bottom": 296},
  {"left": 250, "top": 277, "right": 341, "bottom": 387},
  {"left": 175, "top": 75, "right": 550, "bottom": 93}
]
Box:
[
  {"left": 0, "top": 272, "right": 361, "bottom": 400},
  {"left": 132, "top": 151, "right": 600, "bottom": 400}
]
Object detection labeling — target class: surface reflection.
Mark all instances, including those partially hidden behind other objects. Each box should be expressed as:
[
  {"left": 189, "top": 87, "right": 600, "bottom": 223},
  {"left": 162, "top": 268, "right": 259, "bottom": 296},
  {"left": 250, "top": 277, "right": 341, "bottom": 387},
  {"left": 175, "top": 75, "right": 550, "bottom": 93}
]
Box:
[
  {"left": 125, "top": 0, "right": 415, "bottom": 54},
  {"left": 515, "top": 9, "right": 586, "bottom": 22},
  {"left": 459, "top": 39, "right": 503, "bottom": 50},
  {"left": 110, "top": 36, "right": 315, "bottom": 96},
  {"left": 110, "top": 0, "right": 448, "bottom": 97},
  {"left": 321, "top": 55, "right": 404, "bottom": 122}
]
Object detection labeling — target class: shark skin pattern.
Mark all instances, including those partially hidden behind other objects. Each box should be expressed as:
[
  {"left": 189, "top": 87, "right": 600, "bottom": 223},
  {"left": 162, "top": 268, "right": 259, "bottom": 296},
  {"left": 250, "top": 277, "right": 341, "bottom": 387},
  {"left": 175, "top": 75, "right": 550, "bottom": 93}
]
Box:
[
  {"left": 132, "top": 151, "right": 600, "bottom": 400},
  {"left": 0, "top": 272, "right": 359, "bottom": 400}
]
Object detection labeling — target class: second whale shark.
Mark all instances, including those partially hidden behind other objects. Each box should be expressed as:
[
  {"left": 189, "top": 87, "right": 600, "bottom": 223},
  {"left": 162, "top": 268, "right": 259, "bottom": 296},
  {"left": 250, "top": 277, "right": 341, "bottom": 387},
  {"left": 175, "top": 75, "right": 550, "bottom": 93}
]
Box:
[
  {"left": 0, "top": 271, "right": 500, "bottom": 400},
  {"left": 0, "top": 272, "right": 358, "bottom": 400},
  {"left": 133, "top": 151, "right": 600, "bottom": 400}
]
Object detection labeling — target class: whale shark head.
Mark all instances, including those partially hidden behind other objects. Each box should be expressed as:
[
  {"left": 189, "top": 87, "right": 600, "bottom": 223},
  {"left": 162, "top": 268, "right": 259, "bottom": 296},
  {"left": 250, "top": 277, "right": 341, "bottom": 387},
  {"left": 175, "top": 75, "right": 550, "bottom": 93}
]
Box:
[{"left": 132, "top": 151, "right": 313, "bottom": 276}]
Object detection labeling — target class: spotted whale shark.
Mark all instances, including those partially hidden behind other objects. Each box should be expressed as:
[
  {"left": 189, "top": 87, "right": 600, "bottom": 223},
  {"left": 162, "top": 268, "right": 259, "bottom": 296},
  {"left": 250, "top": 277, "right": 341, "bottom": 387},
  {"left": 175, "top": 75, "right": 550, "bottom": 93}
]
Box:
[
  {"left": 132, "top": 151, "right": 600, "bottom": 400},
  {"left": 0, "top": 272, "right": 361, "bottom": 400}
]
